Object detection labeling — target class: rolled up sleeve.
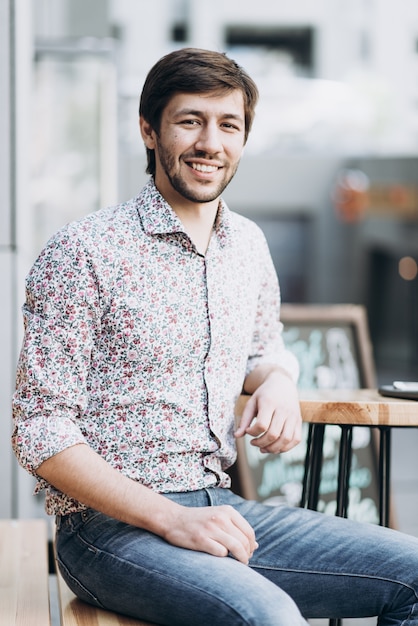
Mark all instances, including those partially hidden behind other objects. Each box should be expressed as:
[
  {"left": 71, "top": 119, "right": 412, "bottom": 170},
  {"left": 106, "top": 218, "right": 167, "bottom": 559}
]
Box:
[{"left": 12, "top": 230, "right": 101, "bottom": 475}]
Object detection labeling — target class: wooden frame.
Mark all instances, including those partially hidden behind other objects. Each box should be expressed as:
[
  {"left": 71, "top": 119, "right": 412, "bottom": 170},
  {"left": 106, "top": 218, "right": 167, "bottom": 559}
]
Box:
[
  {"left": 233, "top": 304, "right": 383, "bottom": 525},
  {"left": 280, "top": 304, "right": 376, "bottom": 388}
]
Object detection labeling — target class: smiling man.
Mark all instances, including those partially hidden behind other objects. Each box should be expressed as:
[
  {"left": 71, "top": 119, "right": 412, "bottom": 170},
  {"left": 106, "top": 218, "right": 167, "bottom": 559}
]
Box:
[
  {"left": 12, "top": 48, "right": 418, "bottom": 626},
  {"left": 140, "top": 90, "right": 246, "bottom": 253}
]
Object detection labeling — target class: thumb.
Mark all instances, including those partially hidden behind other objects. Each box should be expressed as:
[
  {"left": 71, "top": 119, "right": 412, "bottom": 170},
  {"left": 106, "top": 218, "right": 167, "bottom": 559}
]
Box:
[{"left": 235, "top": 395, "right": 257, "bottom": 438}]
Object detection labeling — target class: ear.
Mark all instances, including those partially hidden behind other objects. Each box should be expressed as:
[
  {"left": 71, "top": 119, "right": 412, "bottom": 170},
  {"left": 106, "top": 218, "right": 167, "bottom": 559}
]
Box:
[{"left": 139, "top": 116, "right": 156, "bottom": 149}]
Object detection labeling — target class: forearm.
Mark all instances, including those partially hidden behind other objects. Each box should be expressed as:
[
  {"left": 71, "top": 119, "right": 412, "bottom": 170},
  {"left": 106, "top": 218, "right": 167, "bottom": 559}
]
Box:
[
  {"left": 36, "top": 444, "right": 179, "bottom": 538},
  {"left": 37, "top": 443, "right": 258, "bottom": 564},
  {"left": 243, "top": 363, "right": 293, "bottom": 395}
]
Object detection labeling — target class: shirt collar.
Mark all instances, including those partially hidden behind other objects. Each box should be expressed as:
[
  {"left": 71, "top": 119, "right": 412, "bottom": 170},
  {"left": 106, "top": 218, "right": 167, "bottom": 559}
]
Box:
[{"left": 136, "top": 178, "right": 232, "bottom": 248}]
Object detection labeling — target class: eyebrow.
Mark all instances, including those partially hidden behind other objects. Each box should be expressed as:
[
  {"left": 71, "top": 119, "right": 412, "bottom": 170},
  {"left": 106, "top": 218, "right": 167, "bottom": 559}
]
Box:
[{"left": 174, "top": 108, "right": 244, "bottom": 123}]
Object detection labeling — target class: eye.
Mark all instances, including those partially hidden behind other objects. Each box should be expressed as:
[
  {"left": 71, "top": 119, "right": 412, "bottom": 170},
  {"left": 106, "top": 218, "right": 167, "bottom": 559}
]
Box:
[
  {"left": 221, "top": 122, "right": 241, "bottom": 132},
  {"left": 179, "top": 119, "right": 200, "bottom": 126}
]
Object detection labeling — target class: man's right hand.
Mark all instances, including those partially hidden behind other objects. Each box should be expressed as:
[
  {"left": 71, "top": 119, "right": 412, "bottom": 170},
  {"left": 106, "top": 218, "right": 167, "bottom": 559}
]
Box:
[
  {"left": 37, "top": 445, "right": 257, "bottom": 564},
  {"left": 164, "top": 503, "right": 258, "bottom": 564}
]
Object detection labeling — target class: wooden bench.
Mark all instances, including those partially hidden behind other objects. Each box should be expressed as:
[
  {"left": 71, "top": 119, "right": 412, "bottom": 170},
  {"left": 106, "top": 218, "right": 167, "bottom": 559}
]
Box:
[
  {"left": 1, "top": 519, "right": 156, "bottom": 625},
  {"left": 0, "top": 519, "right": 50, "bottom": 626}
]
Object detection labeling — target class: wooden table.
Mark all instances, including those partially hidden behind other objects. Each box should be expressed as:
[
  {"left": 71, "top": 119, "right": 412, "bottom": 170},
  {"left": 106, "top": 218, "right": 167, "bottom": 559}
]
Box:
[{"left": 298, "top": 388, "right": 418, "bottom": 526}]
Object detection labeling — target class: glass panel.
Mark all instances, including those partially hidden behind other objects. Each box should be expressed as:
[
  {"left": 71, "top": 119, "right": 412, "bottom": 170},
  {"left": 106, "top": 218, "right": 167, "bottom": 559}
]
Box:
[{"left": 32, "top": 52, "right": 116, "bottom": 256}]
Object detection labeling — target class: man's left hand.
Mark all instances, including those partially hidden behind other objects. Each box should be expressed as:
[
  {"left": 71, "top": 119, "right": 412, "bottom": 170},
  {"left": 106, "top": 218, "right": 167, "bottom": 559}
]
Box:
[{"left": 235, "top": 367, "right": 302, "bottom": 454}]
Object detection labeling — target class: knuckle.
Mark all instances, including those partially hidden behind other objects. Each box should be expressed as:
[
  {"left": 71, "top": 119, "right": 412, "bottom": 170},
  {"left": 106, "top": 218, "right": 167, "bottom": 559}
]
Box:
[
  {"left": 252, "top": 421, "right": 266, "bottom": 436},
  {"left": 263, "top": 431, "right": 277, "bottom": 445},
  {"left": 219, "top": 504, "right": 233, "bottom": 517},
  {"left": 280, "top": 431, "right": 293, "bottom": 445}
]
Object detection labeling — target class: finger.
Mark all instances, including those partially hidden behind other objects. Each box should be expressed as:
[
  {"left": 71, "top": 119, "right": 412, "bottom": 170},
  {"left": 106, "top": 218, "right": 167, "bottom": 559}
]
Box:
[
  {"left": 199, "top": 515, "right": 255, "bottom": 564},
  {"left": 245, "top": 402, "right": 274, "bottom": 437},
  {"left": 218, "top": 506, "right": 258, "bottom": 556},
  {"left": 229, "top": 508, "right": 258, "bottom": 553},
  {"left": 255, "top": 417, "right": 302, "bottom": 454},
  {"left": 221, "top": 532, "right": 254, "bottom": 564},
  {"left": 219, "top": 521, "right": 258, "bottom": 564},
  {"left": 212, "top": 506, "right": 256, "bottom": 546},
  {"left": 203, "top": 534, "right": 249, "bottom": 564},
  {"left": 249, "top": 414, "right": 284, "bottom": 449},
  {"left": 234, "top": 395, "right": 258, "bottom": 437}
]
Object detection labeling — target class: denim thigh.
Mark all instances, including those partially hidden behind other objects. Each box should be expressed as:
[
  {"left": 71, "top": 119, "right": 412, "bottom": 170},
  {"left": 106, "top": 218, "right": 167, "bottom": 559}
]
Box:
[
  {"left": 222, "top": 489, "right": 418, "bottom": 624},
  {"left": 56, "top": 488, "right": 418, "bottom": 625},
  {"left": 55, "top": 491, "right": 307, "bottom": 626}
]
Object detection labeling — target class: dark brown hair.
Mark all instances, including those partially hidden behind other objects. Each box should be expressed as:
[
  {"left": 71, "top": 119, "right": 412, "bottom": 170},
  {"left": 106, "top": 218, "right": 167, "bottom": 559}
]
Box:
[{"left": 139, "top": 48, "right": 259, "bottom": 175}]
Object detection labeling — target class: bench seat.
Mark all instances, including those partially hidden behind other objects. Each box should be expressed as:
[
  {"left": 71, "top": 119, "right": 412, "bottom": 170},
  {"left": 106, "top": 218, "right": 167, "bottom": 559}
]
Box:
[
  {"left": 0, "top": 518, "right": 157, "bottom": 625},
  {"left": 0, "top": 519, "right": 50, "bottom": 626}
]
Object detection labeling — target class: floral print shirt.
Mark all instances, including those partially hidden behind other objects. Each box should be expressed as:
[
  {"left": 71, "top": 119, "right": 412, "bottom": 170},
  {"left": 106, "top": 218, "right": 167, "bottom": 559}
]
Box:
[{"left": 12, "top": 178, "right": 299, "bottom": 515}]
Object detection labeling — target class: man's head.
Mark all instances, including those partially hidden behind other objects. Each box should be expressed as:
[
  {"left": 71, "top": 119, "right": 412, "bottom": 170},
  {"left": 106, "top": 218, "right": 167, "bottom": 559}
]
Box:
[{"left": 139, "top": 48, "right": 259, "bottom": 176}]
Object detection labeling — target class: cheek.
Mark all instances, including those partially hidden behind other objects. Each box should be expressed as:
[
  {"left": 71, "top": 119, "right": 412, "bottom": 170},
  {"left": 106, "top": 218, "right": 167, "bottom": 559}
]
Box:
[
  {"left": 228, "top": 143, "right": 245, "bottom": 162},
  {"left": 163, "top": 134, "right": 183, "bottom": 155}
]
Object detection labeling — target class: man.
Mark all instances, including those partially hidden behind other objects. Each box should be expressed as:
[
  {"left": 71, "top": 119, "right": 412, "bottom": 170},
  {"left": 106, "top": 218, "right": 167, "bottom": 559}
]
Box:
[{"left": 12, "top": 48, "right": 418, "bottom": 625}]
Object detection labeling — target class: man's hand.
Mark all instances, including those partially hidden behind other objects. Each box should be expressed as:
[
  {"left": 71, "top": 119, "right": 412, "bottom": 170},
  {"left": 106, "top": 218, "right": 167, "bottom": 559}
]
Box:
[
  {"left": 235, "top": 366, "right": 302, "bottom": 454},
  {"left": 37, "top": 445, "right": 257, "bottom": 564},
  {"left": 164, "top": 504, "right": 258, "bottom": 564}
]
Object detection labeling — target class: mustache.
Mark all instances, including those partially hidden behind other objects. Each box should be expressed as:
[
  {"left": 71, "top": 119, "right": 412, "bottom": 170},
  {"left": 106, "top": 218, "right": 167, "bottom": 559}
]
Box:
[{"left": 183, "top": 151, "right": 224, "bottom": 163}]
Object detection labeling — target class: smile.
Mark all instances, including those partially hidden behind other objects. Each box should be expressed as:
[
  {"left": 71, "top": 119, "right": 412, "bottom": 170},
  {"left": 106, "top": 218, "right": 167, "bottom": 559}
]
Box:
[{"left": 190, "top": 163, "right": 219, "bottom": 173}]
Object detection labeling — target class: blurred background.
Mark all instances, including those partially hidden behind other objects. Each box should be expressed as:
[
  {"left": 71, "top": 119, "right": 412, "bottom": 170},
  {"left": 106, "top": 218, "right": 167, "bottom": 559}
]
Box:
[{"left": 1, "top": 0, "right": 417, "bottom": 535}]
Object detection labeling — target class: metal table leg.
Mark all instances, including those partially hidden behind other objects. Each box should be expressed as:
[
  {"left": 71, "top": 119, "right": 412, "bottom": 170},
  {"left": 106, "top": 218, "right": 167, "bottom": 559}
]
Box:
[
  {"left": 379, "top": 426, "right": 391, "bottom": 527},
  {"left": 300, "top": 423, "right": 326, "bottom": 511},
  {"left": 300, "top": 423, "right": 313, "bottom": 508},
  {"left": 335, "top": 426, "right": 353, "bottom": 518}
]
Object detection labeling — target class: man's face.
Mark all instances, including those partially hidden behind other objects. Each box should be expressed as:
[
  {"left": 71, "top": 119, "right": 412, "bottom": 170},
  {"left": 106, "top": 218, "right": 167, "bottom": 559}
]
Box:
[{"left": 141, "top": 90, "right": 246, "bottom": 208}]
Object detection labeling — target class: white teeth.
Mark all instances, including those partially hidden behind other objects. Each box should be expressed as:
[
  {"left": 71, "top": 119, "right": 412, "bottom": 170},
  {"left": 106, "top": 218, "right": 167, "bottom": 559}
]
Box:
[{"left": 191, "top": 163, "right": 218, "bottom": 173}]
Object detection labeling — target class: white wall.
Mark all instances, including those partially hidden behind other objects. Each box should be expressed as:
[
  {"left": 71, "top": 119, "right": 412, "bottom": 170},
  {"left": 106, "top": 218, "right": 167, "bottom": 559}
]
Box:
[
  {"left": 0, "top": 0, "right": 15, "bottom": 518},
  {"left": 1, "top": 0, "right": 16, "bottom": 518},
  {"left": 3, "top": 0, "right": 39, "bottom": 519}
]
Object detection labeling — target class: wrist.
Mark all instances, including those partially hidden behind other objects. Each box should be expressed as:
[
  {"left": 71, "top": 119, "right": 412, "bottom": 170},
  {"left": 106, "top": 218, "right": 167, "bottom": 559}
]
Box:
[
  {"left": 150, "top": 498, "right": 184, "bottom": 540},
  {"left": 244, "top": 364, "right": 293, "bottom": 394}
]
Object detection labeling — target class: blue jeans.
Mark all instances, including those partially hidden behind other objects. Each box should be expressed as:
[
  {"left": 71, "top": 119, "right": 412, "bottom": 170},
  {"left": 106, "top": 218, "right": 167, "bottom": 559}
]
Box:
[{"left": 55, "top": 488, "right": 418, "bottom": 625}]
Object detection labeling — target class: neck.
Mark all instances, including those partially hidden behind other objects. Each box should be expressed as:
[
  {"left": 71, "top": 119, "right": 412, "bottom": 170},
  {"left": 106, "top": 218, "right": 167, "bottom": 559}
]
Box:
[
  {"left": 175, "top": 202, "right": 219, "bottom": 254},
  {"left": 152, "top": 176, "right": 220, "bottom": 254}
]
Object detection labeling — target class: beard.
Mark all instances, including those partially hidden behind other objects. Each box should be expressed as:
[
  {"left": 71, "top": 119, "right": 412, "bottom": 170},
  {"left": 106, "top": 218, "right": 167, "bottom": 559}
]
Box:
[{"left": 155, "top": 138, "right": 240, "bottom": 203}]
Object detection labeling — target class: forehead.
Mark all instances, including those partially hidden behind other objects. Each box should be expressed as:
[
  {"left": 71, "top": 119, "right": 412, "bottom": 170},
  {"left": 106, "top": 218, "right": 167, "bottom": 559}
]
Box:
[{"left": 163, "top": 90, "right": 245, "bottom": 120}]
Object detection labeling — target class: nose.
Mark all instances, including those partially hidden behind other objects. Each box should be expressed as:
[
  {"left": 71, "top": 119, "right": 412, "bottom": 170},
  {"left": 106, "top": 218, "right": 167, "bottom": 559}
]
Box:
[{"left": 194, "top": 121, "right": 223, "bottom": 155}]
